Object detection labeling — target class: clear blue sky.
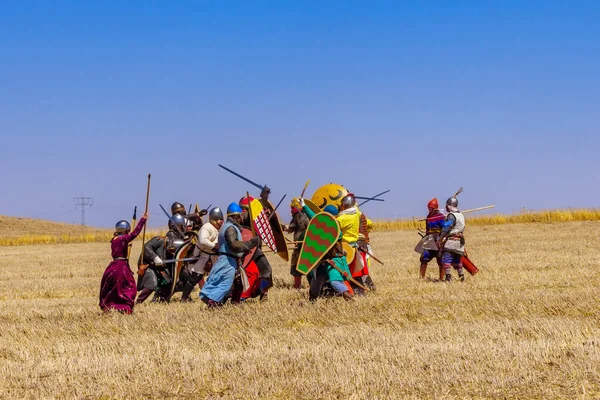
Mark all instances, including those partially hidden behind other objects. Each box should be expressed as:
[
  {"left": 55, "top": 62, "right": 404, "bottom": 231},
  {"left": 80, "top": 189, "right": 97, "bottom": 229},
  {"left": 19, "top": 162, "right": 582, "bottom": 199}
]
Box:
[{"left": 1, "top": 1, "right": 598, "bottom": 227}]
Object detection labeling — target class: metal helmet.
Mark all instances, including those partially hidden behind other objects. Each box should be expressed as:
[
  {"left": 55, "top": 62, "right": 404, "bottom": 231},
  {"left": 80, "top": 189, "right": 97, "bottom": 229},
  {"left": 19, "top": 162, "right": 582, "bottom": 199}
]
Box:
[
  {"left": 171, "top": 213, "right": 186, "bottom": 229},
  {"left": 115, "top": 220, "right": 131, "bottom": 233},
  {"left": 171, "top": 202, "right": 186, "bottom": 215},
  {"left": 227, "top": 202, "right": 243, "bottom": 216},
  {"left": 446, "top": 197, "right": 459, "bottom": 208},
  {"left": 260, "top": 186, "right": 271, "bottom": 196},
  {"left": 340, "top": 193, "right": 356, "bottom": 209},
  {"left": 209, "top": 207, "right": 224, "bottom": 221}
]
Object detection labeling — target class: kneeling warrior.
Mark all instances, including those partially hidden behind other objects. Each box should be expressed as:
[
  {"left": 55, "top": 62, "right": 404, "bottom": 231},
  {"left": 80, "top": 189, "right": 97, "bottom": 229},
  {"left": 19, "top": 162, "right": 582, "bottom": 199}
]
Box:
[
  {"left": 180, "top": 207, "right": 223, "bottom": 302},
  {"left": 99, "top": 213, "right": 147, "bottom": 313},
  {"left": 418, "top": 198, "right": 445, "bottom": 280},
  {"left": 298, "top": 198, "right": 354, "bottom": 301},
  {"left": 136, "top": 214, "right": 186, "bottom": 303},
  {"left": 199, "top": 203, "right": 260, "bottom": 307},
  {"left": 437, "top": 189, "right": 466, "bottom": 282}
]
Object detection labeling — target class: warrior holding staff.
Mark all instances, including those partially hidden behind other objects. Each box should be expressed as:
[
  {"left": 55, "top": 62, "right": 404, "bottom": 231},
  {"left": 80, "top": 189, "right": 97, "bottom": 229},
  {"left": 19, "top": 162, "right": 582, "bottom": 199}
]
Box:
[{"left": 99, "top": 212, "right": 148, "bottom": 313}]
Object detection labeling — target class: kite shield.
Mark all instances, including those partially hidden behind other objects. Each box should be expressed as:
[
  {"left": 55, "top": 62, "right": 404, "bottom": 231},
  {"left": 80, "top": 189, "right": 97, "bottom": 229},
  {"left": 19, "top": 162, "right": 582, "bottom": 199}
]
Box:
[{"left": 296, "top": 212, "right": 341, "bottom": 275}]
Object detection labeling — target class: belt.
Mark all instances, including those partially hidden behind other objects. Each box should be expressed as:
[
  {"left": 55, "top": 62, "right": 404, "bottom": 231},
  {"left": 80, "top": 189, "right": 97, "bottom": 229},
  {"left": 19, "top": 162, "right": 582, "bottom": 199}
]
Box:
[{"left": 113, "top": 257, "right": 128, "bottom": 261}]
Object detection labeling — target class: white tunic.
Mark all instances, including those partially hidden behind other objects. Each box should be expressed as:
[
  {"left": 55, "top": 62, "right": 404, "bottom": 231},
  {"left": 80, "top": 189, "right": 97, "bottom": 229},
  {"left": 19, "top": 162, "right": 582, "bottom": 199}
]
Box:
[
  {"left": 443, "top": 212, "right": 465, "bottom": 255},
  {"left": 189, "top": 222, "right": 219, "bottom": 274}
]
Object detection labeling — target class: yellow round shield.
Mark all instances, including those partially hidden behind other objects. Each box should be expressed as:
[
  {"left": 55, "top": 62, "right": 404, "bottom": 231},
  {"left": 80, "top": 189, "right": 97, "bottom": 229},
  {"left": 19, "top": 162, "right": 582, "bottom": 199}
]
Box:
[{"left": 310, "top": 183, "right": 349, "bottom": 211}]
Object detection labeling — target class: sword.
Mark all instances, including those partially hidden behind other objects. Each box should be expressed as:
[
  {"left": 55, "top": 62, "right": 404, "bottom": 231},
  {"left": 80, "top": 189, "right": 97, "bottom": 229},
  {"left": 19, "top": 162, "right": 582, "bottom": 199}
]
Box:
[
  {"left": 358, "top": 245, "right": 385, "bottom": 265},
  {"left": 355, "top": 196, "right": 384, "bottom": 202},
  {"left": 269, "top": 194, "right": 287, "bottom": 220},
  {"left": 218, "top": 164, "right": 264, "bottom": 191},
  {"left": 358, "top": 190, "right": 390, "bottom": 206},
  {"left": 162, "top": 257, "right": 201, "bottom": 263},
  {"left": 159, "top": 204, "right": 186, "bottom": 237}
]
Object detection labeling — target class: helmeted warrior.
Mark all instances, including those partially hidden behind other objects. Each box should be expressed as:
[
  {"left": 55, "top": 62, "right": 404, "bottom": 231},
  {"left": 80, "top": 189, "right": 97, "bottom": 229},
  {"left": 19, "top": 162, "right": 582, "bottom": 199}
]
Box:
[
  {"left": 285, "top": 199, "right": 309, "bottom": 289},
  {"left": 239, "top": 196, "right": 274, "bottom": 301},
  {"left": 418, "top": 198, "right": 445, "bottom": 279},
  {"left": 199, "top": 203, "right": 260, "bottom": 306},
  {"left": 437, "top": 188, "right": 466, "bottom": 282},
  {"left": 180, "top": 207, "right": 224, "bottom": 302},
  {"left": 259, "top": 186, "right": 274, "bottom": 215},
  {"left": 99, "top": 214, "right": 147, "bottom": 313},
  {"left": 171, "top": 202, "right": 186, "bottom": 216},
  {"left": 336, "top": 193, "right": 373, "bottom": 292},
  {"left": 136, "top": 214, "right": 186, "bottom": 303}
]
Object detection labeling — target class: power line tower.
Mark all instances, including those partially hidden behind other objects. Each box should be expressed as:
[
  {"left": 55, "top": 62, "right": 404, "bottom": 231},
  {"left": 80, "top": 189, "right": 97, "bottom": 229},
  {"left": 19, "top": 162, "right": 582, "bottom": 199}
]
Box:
[{"left": 73, "top": 196, "right": 93, "bottom": 226}]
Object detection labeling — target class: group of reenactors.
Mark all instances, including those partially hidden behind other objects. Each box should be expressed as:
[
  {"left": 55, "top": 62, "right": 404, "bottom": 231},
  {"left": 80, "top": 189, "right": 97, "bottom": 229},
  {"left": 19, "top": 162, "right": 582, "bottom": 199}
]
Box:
[{"left": 99, "top": 176, "right": 473, "bottom": 314}]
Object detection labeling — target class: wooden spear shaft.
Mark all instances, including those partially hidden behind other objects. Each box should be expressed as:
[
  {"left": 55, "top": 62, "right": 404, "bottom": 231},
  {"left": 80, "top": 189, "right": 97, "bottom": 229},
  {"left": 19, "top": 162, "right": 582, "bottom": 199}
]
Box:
[
  {"left": 139, "top": 174, "right": 151, "bottom": 269},
  {"left": 462, "top": 205, "right": 495, "bottom": 214},
  {"left": 327, "top": 261, "right": 369, "bottom": 291}
]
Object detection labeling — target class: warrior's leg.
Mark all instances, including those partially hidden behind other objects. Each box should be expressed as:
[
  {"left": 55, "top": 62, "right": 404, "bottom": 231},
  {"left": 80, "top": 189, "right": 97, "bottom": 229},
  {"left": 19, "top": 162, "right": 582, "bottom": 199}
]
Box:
[
  {"left": 454, "top": 257, "right": 465, "bottom": 281},
  {"left": 441, "top": 251, "right": 453, "bottom": 281},
  {"left": 293, "top": 276, "right": 302, "bottom": 289},
  {"left": 330, "top": 280, "right": 353, "bottom": 301},
  {"left": 136, "top": 288, "right": 154, "bottom": 304},
  {"left": 255, "top": 253, "right": 273, "bottom": 299},
  {"left": 181, "top": 271, "right": 203, "bottom": 302},
  {"left": 309, "top": 264, "right": 328, "bottom": 301},
  {"left": 363, "top": 275, "right": 376, "bottom": 290}
]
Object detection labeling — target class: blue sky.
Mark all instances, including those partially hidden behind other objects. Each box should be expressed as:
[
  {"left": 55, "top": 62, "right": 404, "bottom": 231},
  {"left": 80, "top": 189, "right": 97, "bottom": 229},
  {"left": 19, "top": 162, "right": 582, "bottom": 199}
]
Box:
[{"left": 1, "top": 1, "right": 598, "bottom": 227}]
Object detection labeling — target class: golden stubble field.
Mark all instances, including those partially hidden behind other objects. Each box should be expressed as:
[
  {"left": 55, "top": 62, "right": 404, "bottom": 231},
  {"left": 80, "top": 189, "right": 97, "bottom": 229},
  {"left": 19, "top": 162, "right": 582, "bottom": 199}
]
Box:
[{"left": 0, "top": 222, "right": 599, "bottom": 399}]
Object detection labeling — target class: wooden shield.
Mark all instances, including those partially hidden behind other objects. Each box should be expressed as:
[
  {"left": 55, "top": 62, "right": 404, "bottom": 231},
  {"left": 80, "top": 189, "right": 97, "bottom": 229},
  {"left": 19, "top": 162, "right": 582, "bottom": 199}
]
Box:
[
  {"left": 461, "top": 250, "right": 479, "bottom": 276},
  {"left": 241, "top": 227, "right": 258, "bottom": 268},
  {"left": 249, "top": 199, "right": 278, "bottom": 254},
  {"left": 267, "top": 200, "right": 289, "bottom": 262},
  {"left": 296, "top": 212, "right": 340, "bottom": 275},
  {"left": 303, "top": 198, "right": 321, "bottom": 214},
  {"left": 169, "top": 239, "right": 194, "bottom": 298},
  {"left": 342, "top": 242, "right": 356, "bottom": 266}
]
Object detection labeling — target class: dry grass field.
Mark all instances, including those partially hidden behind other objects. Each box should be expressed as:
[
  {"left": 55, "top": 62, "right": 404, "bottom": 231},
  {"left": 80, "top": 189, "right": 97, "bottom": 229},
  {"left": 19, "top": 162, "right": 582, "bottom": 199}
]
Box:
[{"left": 0, "top": 221, "right": 599, "bottom": 399}]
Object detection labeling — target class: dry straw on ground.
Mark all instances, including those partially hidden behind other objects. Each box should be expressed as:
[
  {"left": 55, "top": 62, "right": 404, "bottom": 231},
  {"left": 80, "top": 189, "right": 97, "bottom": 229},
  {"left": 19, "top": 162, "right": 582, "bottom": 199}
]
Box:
[{"left": 0, "top": 221, "right": 599, "bottom": 398}]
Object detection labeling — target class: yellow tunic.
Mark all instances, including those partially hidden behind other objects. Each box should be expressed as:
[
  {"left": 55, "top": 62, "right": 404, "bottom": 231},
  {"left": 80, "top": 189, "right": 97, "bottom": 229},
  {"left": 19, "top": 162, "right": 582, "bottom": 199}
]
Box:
[{"left": 337, "top": 208, "right": 361, "bottom": 244}]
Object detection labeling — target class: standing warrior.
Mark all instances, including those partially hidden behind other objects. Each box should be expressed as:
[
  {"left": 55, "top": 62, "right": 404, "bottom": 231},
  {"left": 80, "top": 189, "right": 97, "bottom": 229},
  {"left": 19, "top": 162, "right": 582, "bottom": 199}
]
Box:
[
  {"left": 239, "top": 196, "right": 274, "bottom": 300},
  {"left": 284, "top": 200, "right": 309, "bottom": 289},
  {"left": 259, "top": 186, "right": 274, "bottom": 215},
  {"left": 200, "top": 203, "right": 260, "bottom": 307},
  {"left": 418, "top": 198, "right": 446, "bottom": 280},
  {"left": 337, "top": 193, "right": 373, "bottom": 292},
  {"left": 99, "top": 213, "right": 148, "bottom": 313},
  {"left": 180, "top": 207, "right": 223, "bottom": 302},
  {"left": 437, "top": 189, "right": 466, "bottom": 282}
]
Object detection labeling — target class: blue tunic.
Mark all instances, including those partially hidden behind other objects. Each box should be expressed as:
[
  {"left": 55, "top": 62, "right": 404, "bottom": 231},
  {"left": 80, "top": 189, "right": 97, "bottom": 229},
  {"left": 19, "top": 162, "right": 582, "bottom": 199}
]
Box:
[{"left": 199, "top": 221, "right": 242, "bottom": 303}]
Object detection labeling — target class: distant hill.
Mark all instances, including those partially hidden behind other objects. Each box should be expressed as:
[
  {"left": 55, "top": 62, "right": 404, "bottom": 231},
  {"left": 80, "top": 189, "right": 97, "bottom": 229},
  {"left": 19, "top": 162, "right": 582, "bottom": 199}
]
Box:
[{"left": 0, "top": 215, "right": 108, "bottom": 238}]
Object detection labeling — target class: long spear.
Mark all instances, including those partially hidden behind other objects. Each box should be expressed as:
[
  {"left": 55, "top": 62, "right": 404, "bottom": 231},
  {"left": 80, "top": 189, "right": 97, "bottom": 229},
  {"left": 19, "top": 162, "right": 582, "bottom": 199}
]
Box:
[
  {"left": 218, "top": 164, "right": 264, "bottom": 190},
  {"left": 137, "top": 174, "right": 151, "bottom": 277},
  {"left": 358, "top": 190, "right": 390, "bottom": 207},
  {"left": 126, "top": 206, "right": 137, "bottom": 260}
]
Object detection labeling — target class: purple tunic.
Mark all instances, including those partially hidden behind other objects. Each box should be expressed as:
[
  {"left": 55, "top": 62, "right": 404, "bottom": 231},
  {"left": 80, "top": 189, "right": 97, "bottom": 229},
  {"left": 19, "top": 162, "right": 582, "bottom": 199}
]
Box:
[{"left": 99, "top": 217, "right": 147, "bottom": 313}]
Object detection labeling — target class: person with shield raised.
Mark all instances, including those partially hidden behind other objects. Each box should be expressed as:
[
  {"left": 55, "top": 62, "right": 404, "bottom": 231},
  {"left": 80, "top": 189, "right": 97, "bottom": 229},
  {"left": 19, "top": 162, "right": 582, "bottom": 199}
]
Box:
[
  {"left": 294, "top": 198, "right": 354, "bottom": 301},
  {"left": 417, "top": 198, "right": 445, "bottom": 280},
  {"left": 99, "top": 213, "right": 148, "bottom": 314},
  {"left": 239, "top": 195, "right": 274, "bottom": 301},
  {"left": 199, "top": 203, "right": 260, "bottom": 307}
]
